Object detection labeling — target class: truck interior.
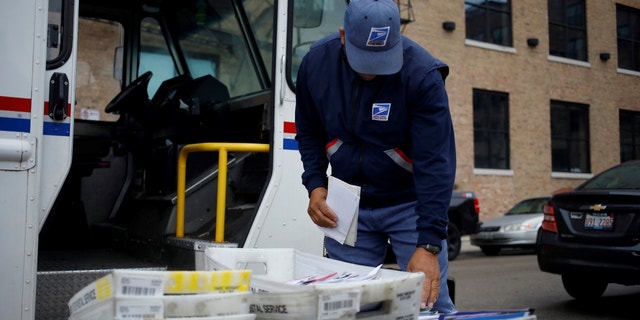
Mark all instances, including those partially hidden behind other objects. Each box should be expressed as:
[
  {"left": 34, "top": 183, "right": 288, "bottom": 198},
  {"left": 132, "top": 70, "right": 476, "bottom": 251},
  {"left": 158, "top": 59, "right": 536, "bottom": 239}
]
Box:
[
  {"left": 38, "top": 0, "right": 345, "bottom": 259},
  {"left": 35, "top": 1, "right": 345, "bottom": 318},
  {"left": 39, "top": 0, "right": 281, "bottom": 271}
]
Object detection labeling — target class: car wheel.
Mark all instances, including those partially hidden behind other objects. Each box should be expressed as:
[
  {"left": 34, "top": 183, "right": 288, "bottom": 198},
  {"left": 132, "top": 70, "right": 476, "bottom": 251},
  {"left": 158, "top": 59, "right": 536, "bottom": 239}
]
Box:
[
  {"left": 480, "top": 246, "right": 501, "bottom": 256},
  {"left": 447, "top": 224, "right": 461, "bottom": 261},
  {"left": 561, "top": 274, "right": 608, "bottom": 300}
]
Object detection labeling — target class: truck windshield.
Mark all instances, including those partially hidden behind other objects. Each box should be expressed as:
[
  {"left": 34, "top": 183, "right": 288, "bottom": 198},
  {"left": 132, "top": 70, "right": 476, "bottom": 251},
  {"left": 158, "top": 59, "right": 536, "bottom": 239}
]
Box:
[{"left": 168, "top": 0, "right": 274, "bottom": 98}]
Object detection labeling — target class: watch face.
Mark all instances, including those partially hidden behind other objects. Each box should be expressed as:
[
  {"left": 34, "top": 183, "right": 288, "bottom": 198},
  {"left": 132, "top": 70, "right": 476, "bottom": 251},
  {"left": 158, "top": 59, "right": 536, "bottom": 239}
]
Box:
[{"left": 420, "top": 244, "right": 441, "bottom": 254}]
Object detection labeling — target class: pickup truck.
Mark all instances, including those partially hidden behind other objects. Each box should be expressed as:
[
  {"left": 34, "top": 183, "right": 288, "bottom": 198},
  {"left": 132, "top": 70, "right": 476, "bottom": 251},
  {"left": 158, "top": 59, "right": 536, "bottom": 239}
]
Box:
[
  {"left": 447, "top": 191, "right": 481, "bottom": 260},
  {"left": 385, "top": 191, "right": 480, "bottom": 263}
]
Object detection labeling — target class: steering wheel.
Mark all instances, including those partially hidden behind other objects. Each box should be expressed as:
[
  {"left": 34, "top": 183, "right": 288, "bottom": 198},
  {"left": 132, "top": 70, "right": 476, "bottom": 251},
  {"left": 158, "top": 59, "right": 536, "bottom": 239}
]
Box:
[{"left": 105, "top": 71, "right": 153, "bottom": 114}]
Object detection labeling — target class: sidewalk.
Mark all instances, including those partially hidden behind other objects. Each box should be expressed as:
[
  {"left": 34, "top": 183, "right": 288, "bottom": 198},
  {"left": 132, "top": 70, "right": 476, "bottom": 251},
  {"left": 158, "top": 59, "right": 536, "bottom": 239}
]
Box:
[{"left": 460, "top": 235, "right": 479, "bottom": 253}]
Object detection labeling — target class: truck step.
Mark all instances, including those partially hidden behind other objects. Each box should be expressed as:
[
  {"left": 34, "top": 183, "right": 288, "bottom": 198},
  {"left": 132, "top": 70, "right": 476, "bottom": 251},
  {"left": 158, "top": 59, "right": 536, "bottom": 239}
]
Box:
[{"left": 36, "top": 249, "right": 166, "bottom": 320}]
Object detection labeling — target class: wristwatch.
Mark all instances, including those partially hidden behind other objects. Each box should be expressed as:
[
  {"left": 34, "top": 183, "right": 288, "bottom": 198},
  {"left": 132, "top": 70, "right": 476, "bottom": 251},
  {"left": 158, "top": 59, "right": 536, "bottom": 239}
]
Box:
[{"left": 418, "top": 244, "right": 442, "bottom": 255}]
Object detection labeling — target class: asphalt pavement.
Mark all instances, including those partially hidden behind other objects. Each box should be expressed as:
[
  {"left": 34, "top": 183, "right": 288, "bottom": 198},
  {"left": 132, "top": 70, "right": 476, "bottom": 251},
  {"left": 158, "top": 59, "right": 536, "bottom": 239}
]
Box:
[{"left": 449, "top": 236, "right": 638, "bottom": 320}]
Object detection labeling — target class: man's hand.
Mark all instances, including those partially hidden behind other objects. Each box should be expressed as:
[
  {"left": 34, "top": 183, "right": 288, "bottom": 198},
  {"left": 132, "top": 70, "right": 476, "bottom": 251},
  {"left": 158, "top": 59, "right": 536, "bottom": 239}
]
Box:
[
  {"left": 307, "top": 187, "right": 338, "bottom": 228},
  {"left": 407, "top": 248, "right": 440, "bottom": 310}
]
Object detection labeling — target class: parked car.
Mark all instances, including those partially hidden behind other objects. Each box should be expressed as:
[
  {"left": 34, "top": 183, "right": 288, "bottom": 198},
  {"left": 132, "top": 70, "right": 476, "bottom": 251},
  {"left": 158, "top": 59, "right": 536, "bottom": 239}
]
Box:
[
  {"left": 386, "top": 191, "right": 480, "bottom": 263},
  {"left": 537, "top": 160, "right": 640, "bottom": 300},
  {"left": 447, "top": 191, "right": 481, "bottom": 260},
  {"left": 470, "top": 196, "right": 550, "bottom": 255}
]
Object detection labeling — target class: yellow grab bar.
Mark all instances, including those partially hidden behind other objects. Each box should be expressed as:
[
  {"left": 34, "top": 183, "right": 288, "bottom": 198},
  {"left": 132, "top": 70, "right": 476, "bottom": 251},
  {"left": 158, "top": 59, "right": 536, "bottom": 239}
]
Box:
[{"left": 176, "top": 142, "right": 270, "bottom": 242}]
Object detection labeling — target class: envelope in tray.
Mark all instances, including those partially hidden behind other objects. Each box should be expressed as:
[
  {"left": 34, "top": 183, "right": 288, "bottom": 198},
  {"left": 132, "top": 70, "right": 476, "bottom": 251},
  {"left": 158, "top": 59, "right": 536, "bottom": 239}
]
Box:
[{"left": 204, "top": 248, "right": 424, "bottom": 320}]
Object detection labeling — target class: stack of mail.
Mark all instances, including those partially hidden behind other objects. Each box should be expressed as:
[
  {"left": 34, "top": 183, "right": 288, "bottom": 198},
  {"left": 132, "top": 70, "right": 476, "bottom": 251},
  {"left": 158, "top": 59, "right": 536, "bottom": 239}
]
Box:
[{"left": 67, "top": 270, "right": 254, "bottom": 320}]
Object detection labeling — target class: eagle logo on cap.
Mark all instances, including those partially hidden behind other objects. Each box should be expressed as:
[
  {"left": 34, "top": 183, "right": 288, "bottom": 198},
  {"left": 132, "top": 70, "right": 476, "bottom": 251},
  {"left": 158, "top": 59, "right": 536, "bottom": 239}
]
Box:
[{"left": 366, "top": 27, "right": 390, "bottom": 47}]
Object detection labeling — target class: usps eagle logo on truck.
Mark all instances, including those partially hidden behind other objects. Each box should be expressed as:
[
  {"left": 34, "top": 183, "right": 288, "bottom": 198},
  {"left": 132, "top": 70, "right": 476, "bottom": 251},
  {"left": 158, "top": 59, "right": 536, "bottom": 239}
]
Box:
[
  {"left": 372, "top": 103, "right": 391, "bottom": 121},
  {"left": 366, "top": 27, "right": 390, "bottom": 47}
]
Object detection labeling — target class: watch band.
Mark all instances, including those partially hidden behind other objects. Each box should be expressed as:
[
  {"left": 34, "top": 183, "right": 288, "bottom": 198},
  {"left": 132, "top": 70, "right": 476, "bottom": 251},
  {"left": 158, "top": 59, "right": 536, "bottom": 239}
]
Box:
[{"left": 418, "top": 244, "right": 442, "bottom": 255}]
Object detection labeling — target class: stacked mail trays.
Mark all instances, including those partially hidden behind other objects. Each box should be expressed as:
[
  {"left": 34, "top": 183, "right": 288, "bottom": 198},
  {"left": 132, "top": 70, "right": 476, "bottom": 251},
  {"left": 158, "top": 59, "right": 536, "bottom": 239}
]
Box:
[
  {"left": 204, "top": 248, "right": 424, "bottom": 320},
  {"left": 67, "top": 269, "right": 255, "bottom": 320}
]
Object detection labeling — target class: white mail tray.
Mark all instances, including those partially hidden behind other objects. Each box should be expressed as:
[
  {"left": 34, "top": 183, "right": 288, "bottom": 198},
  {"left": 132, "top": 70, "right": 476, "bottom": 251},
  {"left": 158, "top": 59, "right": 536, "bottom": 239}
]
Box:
[{"left": 204, "top": 248, "right": 424, "bottom": 320}]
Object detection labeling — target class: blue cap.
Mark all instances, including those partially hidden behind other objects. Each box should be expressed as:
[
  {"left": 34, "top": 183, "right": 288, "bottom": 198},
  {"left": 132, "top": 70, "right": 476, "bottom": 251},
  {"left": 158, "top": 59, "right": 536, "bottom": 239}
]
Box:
[{"left": 344, "top": 0, "right": 403, "bottom": 75}]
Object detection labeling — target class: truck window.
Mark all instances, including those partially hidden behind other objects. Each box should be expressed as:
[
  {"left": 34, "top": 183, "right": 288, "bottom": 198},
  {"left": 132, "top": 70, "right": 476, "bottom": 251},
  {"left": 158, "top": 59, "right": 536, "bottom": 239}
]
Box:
[
  {"left": 140, "top": 17, "right": 179, "bottom": 97},
  {"left": 242, "top": 0, "right": 274, "bottom": 83},
  {"left": 75, "top": 17, "right": 123, "bottom": 121},
  {"left": 47, "top": 0, "right": 73, "bottom": 68},
  {"left": 176, "top": 0, "right": 270, "bottom": 98},
  {"left": 288, "top": 0, "right": 346, "bottom": 86}
]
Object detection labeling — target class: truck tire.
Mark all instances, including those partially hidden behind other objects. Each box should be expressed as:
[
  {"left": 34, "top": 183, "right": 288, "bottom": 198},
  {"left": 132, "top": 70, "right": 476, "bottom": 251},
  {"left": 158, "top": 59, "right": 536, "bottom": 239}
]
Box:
[{"left": 447, "top": 224, "right": 461, "bottom": 261}]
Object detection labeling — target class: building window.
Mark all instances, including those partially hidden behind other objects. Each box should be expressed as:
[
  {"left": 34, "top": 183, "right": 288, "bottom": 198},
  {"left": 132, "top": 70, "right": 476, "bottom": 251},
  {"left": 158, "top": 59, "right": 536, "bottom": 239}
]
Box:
[
  {"left": 617, "top": 4, "right": 640, "bottom": 72},
  {"left": 620, "top": 110, "right": 640, "bottom": 162},
  {"left": 473, "top": 89, "right": 510, "bottom": 169},
  {"left": 548, "top": 0, "right": 588, "bottom": 61},
  {"left": 465, "top": 0, "right": 513, "bottom": 47},
  {"left": 551, "top": 101, "right": 590, "bottom": 173}
]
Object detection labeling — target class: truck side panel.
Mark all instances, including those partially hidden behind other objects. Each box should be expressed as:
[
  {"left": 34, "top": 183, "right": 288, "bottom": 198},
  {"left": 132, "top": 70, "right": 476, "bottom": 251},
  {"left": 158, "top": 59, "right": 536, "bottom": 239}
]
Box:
[
  {"left": 1, "top": 0, "right": 77, "bottom": 318},
  {"left": 1, "top": 1, "right": 46, "bottom": 319}
]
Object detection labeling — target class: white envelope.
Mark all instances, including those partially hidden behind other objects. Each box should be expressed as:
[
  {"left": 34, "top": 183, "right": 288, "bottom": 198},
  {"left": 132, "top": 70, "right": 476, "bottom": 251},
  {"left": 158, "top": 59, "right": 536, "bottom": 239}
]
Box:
[{"left": 320, "top": 176, "right": 360, "bottom": 246}]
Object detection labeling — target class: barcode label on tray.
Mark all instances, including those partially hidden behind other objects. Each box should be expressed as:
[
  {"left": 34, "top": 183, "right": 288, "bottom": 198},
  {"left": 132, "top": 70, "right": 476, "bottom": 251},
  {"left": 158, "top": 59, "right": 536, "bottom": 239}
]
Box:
[
  {"left": 118, "top": 275, "right": 164, "bottom": 297},
  {"left": 318, "top": 290, "right": 361, "bottom": 320},
  {"left": 116, "top": 300, "right": 163, "bottom": 319},
  {"left": 121, "top": 286, "right": 157, "bottom": 296},
  {"left": 325, "top": 299, "right": 353, "bottom": 311},
  {"left": 119, "top": 314, "right": 158, "bottom": 319}
]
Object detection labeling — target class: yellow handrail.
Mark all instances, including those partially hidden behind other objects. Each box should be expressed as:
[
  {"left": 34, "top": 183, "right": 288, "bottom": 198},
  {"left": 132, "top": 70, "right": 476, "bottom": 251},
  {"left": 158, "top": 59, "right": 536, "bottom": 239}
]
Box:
[{"left": 176, "top": 142, "right": 270, "bottom": 242}]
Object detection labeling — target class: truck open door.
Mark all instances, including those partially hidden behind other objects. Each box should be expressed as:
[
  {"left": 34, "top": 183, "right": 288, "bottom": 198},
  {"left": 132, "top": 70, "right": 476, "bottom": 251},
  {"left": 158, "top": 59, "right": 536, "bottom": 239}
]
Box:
[{"left": 0, "top": 0, "right": 77, "bottom": 318}]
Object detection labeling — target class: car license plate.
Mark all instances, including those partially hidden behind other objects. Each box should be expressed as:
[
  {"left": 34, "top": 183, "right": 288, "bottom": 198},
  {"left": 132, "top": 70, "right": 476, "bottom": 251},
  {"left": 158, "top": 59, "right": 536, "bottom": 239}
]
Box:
[{"left": 584, "top": 212, "right": 614, "bottom": 230}]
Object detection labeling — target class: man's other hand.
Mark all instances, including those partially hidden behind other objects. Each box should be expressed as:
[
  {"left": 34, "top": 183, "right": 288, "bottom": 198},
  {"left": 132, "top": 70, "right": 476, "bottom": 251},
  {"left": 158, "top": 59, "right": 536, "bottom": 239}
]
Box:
[{"left": 407, "top": 248, "right": 440, "bottom": 310}]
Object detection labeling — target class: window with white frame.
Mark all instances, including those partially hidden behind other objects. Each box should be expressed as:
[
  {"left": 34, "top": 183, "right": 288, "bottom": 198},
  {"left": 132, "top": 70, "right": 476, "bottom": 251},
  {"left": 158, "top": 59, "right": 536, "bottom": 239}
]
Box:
[
  {"left": 548, "top": 0, "right": 588, "bottom": 61},
  {"left": 550, "top": 100, "right": 590, "bottom": 173},
  {"left": 617, "top": 4, "right": 640, "bottom": 72},
  {"left": 620, "top": 109, "right": 640, "bottom": 162},
  {"left": 465, "top": 0, "right": 513, "bottom": 47},
  {"left": 473, "top": 89, "right": 510, "bottom": 169}
]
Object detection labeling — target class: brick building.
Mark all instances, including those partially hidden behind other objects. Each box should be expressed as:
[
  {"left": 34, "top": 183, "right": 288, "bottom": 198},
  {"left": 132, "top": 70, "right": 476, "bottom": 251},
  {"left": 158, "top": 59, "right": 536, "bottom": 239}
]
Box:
[{"left": 397, "top": 0, "right": 640, "bottom": 220}]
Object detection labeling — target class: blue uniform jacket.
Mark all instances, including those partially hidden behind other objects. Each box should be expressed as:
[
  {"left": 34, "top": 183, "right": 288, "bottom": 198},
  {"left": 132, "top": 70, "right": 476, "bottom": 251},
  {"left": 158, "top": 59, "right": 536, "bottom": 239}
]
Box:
[{"left": 295, "top": 33, "right": 456, "bottom": 247}]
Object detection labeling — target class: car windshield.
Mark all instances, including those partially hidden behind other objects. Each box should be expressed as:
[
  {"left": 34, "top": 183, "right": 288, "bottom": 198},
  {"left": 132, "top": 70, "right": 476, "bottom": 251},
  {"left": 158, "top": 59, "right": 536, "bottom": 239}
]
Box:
[
  {"left": 579, "top": 163, "right": 640, "bottom": 190},
  {"left": 505, "top": 198, "right": 549, "bottom": 215}
]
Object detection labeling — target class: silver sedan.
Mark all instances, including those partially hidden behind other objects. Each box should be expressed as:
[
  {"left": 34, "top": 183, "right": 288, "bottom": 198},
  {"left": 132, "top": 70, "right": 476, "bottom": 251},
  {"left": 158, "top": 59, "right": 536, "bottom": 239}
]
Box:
[{"left": 470, "top": 196, "right": 551, "bottom": 255}]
